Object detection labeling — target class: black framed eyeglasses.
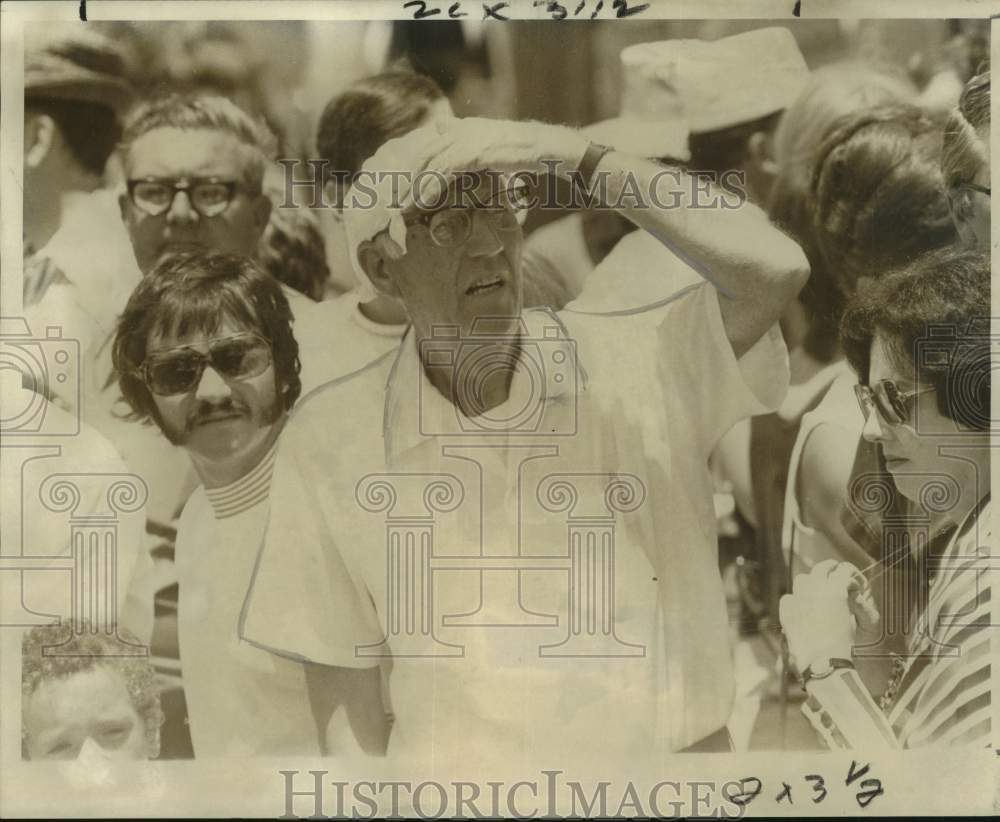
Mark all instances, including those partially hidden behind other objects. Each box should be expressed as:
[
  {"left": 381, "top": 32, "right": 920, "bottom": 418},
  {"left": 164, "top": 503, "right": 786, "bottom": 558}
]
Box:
[
  {"left": 854, "top": 379, "right": 936, "bottom": 427},
  {"left": 126, "top": 177, "right": 248, "bottom": 218},
  {"left": 138, "top": 332, "right": 273, "bottom": 396},
  {"left": 407, "top": 190, "right": 529, "bottom": 248}
]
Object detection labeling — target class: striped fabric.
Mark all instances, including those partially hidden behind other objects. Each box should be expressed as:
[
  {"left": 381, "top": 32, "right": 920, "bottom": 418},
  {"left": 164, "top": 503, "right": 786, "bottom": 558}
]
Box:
[
  {"left": 803, "top": 499, "right": 992, "bottom": 749},
  {"left": 204, "top": 442, "right": 278, "bottom": 520}
]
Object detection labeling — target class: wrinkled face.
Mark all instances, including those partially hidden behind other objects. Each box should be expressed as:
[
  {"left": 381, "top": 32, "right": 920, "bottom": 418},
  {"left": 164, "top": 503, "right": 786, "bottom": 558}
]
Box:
[
  {"left": 861, "top": 334, "right": 976, "bottom": 505},
  {"left": 145, "top": 316, "right": 281, "bottom": 466},
  {"left": 121, "top": 128, "right": 270, "bottom": 274},
  {"left": 949, "top": 127, "right": 991, "bottom": 252},
  {"left": 375, "top": 177, "right": 524, "bottom": 339},
  {"left": 24, "top": 667, "right": 148, "bottom": 761}
]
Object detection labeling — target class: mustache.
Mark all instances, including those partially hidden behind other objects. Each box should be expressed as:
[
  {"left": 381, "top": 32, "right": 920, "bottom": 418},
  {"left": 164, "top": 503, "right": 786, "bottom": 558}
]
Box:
[{"left": 186, "top": 398, "right": 249, "bottom": 432}]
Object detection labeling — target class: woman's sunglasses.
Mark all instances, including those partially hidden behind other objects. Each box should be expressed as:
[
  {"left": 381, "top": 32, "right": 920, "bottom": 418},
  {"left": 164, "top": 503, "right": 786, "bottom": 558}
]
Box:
[
  {"left": 138, "top": 332, "right": 273, "bottom": 396},
  {"left": 854, "top": 379, "right": 936, "bottom": 427}
]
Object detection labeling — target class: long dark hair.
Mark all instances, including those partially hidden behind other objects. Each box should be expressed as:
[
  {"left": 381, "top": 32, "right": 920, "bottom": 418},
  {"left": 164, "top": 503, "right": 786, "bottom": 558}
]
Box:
[{"left": 112, "top": 251, "right": 301, "bottom": 425}]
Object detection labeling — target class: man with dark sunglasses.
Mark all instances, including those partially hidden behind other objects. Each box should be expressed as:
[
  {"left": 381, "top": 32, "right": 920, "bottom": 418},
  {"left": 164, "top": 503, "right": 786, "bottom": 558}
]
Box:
[{"left": 110, "top": 250, "right": 386, "bottom": 757}]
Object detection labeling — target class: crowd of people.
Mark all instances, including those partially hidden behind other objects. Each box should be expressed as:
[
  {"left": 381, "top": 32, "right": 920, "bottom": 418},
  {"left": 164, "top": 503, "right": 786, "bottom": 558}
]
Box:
[{"left": 15, "top": 19, "right": 991, "bottom": 768}]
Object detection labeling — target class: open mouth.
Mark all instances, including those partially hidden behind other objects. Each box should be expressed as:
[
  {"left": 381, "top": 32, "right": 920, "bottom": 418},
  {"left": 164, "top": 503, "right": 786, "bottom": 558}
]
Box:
[{"left": 465, "top": 275, "right": 506, "bottom": 297}]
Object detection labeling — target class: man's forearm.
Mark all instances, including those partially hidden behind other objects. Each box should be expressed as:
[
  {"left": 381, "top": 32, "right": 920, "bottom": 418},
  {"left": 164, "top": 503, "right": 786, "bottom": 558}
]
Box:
[{"left": 568, "top": 152, "right": 809, "bottom": 305}]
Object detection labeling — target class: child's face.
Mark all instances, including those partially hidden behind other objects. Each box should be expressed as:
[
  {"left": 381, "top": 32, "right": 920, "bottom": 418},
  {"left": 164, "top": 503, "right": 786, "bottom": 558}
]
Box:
[{"left": 24, "top": 666, "right": 148, "bottom": 760}]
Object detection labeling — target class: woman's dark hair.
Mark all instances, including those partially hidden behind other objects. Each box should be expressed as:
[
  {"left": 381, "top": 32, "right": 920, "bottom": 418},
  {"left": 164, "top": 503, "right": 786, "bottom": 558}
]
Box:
[
  {"left": 25, "top": 98, "right": 120, "bottom": 176},
  {"left": 315, "top": 69, "right": 446, "bottom": 200},
  {"left": 112, "top": 251, "right": 301, "bottom": 425},
  {"left": 811, "top": 104, "right": 957, "bottom": 300},
  {"left": 768, "top": 64, "right": 913, "bottom": 362},
  {"left": 841, "top": 246, "right": 990, "bottom": 431}
]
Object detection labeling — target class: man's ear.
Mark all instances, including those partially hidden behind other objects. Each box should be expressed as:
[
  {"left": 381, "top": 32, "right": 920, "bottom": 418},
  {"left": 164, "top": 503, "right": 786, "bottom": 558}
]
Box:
[
  {"left": 24, "top": 113, "right": 55, "bottom": 170},
  {"left": 118, "top": 189, "right": 130, "bottom": 225},
  {"left": 358, "top": 240, "right": 402, "bottom": 298},
  {"left": 252, "top": 193, "right": 273, "bottom": 236}
]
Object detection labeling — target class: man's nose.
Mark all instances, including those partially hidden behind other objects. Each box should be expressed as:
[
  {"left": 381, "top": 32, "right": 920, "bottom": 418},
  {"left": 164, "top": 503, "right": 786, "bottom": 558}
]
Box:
[
  {"left": 861, "top": 406, "right": 887, "bottom": 444},
  {"left": 465, "top": 212, "right": 505, "bottom": 257},
  {"left": 76, "top": 735, "right": 112, "bottom": 763},
  {"left": 194, "top": 364, "right": 232, "bottom": 401},
  {"left": 165, "top": 190, "right": 198, "bottom": 225}
]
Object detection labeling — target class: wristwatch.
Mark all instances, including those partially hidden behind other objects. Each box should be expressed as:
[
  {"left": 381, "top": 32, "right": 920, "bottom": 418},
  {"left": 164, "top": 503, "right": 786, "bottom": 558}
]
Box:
[
  {"left": 573, "top": 142, "right": 612, "bottom": 203},
  {"left": 800, "top": 657, "right": 854, "bottom": 690}
]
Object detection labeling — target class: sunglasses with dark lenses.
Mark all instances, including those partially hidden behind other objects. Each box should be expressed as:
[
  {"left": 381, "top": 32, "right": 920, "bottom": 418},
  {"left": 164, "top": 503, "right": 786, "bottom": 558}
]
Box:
[
  {"left": 854, "top": 380, "right": 936, "bottom": 427},
  {"left": 138, "top": 332, "right": 273, "bottom": 396},
  {"left": 127, "top": 178, "right": 243, "bottom": 218}
]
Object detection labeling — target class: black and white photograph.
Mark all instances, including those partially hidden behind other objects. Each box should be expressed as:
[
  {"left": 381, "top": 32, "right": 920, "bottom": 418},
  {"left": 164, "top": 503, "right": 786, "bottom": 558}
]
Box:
[{"left": 0, "top": 0, "right": 995, "bottom": 817}]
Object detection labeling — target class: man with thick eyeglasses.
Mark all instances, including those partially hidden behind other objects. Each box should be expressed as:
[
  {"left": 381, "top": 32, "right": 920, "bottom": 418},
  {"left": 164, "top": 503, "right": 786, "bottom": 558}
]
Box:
[
  {"left": 110, "top": 250, "right": 386, "bottom": 757},
  {"left": 117, "top": 95, "right": 272, "bottom": 278},
  {"left": 117, "top": 93, "right": 311, "bottom": 321},
  {"left": 242, "top": 116, "right": 809, "bottom": 771}
]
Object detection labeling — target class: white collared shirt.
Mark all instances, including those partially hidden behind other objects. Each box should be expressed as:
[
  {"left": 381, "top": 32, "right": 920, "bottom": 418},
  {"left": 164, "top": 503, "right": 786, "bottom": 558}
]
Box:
[
  {"left": 175, "top": 441, "right": 319, "bottom": 757},
  {"left": 242, "top": 282, "right": 788, "bottom": 772}
]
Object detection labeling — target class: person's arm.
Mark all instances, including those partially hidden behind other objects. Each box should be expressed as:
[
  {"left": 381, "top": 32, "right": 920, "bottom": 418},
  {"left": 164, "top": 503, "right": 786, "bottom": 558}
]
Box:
[
  {"left": 304, "top": 663, "right": 390, "bottom": 756},
  {"left": 406, "top": 118, "right": 809, "bottom": 357},
  {"left": 797, "top": 423, "right": 875, "bottom": 569},
  {"left": 583, "top": 151, "right": 809, "bottom": 357}
]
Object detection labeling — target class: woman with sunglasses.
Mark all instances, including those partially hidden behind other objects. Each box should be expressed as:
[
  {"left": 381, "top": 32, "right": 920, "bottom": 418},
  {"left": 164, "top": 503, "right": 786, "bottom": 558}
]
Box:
[{"left": 779, "top": 246, "right": 991, "bottom": 749}]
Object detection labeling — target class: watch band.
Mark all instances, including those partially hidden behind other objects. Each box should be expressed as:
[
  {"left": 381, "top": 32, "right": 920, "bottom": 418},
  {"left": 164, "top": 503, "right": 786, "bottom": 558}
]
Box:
[
  {"left": 574, "top": 142, "right": 612, "bottom": 203},
  {"left": 800, "top": 657, "right": 854, "bottom": 690}
]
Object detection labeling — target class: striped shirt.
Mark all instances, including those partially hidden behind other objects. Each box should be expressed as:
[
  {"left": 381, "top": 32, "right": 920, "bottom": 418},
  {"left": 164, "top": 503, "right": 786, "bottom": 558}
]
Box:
[{"left": 802, "top": 499, "right": 992, "bottom": 749}]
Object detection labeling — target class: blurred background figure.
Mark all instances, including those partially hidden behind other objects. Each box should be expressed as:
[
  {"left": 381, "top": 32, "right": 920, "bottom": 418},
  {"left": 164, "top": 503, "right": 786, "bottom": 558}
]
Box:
[
  {"left": 22, "top": 24, "right": 140, "bottom": 415},
  {"left": 523, "top": 41, "right": 691, "bottom": 300},
  {"left": 296, "top": 69, "right": 452, "bottom": 392},
  {"left": 747, "top": 65, "right": 916, "bottom": 628},
  {"left": 22, "top": 622, "right": 163, "bottom": 761},
  {"left": 942, "top": 70, "right": 991, "bottom": 251},
  {"left": 259, "top": 166, "right": 331, "bottom": 302},
  {"left": 568, "top": 27, "right": 810, "bottom": 317}
]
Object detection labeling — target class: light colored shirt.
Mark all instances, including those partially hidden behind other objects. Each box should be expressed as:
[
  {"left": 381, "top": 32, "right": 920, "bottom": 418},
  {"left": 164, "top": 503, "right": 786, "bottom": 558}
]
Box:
[
  {"left": 174, "top": 442, "right": 319, "bottom": 758},
  {"left": 563, "top": 228, "right": 702, "bottom": 314},
  {"left": 242, "top": 282, "right": 788, "bottom": 772},
  {"left": 23, "top": 189, "right": 141, "bottom": 420},
  {"left": 0, "top": 387, "right": 153, "bottom": 643},
  {"left": 294, "top": 291, "right": 407, "bottom": 396},
  {"left": 523, "top": 213, "right": 594, "bottom": 298}
]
